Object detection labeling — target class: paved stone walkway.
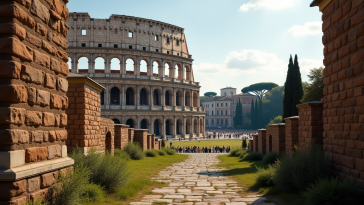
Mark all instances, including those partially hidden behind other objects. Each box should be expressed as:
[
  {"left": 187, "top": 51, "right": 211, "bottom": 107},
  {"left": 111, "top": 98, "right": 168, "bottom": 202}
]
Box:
[{"left": 130, "top": 154, "right": 275, "bottom": 205}]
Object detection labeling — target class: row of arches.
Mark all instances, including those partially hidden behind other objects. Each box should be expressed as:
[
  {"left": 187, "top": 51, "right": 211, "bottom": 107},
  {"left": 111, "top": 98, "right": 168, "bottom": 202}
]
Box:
[
  {"left": 103, "top": 87, "right": 199, "bottom": 107},
  {"left": 69, "top": 56, "right": 192, "bottom": 80},
  {"left": 112, "top": 118, "right": 204, "bottom": 136}
]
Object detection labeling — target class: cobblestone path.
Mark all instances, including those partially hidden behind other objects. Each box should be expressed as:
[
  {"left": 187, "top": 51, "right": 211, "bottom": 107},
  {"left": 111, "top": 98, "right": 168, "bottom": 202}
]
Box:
[{"left": 130, "top": 153, "right": 275, "bottom": 205}]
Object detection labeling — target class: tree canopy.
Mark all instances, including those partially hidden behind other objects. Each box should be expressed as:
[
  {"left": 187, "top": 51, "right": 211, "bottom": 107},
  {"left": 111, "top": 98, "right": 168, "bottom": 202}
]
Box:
[
  {"left": 204, "top": 92, "right": 217, "bottom": 97},
  {"left": 262, "top": 86, "right": 284, "bottom": 126},
  {"left": 241, "top": 82, "right": 279, "bottom": 99},
  {"left": 301, "top": 67, "right": 324, "bottom": 103}
]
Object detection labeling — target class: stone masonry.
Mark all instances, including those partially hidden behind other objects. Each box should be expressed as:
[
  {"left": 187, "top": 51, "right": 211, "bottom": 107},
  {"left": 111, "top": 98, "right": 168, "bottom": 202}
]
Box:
[
  {"left": 257, "top": 129, "right": 266, "bottom": 154},
  {"left": 114, "top": 124, "right": 130, "bottom": 150},
  {"left": 0, "top": 0, "right": 74, "bottom": 204},
  {"left": 134, "top": 129, "right": 148, "bottom": 151},
  {"left": 265, "top": 124, "right": 286, "bottom": 154},
  {"left": 284, "top": 116, "right": 299, "bottom": 155}
]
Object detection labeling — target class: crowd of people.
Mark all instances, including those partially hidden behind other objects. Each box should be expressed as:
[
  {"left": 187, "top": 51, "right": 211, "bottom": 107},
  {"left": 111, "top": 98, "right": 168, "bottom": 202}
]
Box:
[
  {"left": 169, "top": 145, "right": 231, "bottom": 153},
  {"left": 204, "top": 129, "right": 257, "bottom": 140}
]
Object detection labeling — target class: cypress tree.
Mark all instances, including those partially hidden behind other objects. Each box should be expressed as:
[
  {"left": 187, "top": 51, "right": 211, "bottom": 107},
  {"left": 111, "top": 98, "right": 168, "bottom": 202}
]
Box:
[
  {"left": 292, "top": 54, "right": 303, "bottom": 115},
  {"left": 283, "top": 55, "right": 294, "bottom": 121},
  {"left": 234, "top": 98, "right": 243, "bottom": 128},
  {"left": 251, "top": 99, "right": 255, "bottom": 129},
  {"left": 259, "top": 99, "right": 263, "bottom": 128}
]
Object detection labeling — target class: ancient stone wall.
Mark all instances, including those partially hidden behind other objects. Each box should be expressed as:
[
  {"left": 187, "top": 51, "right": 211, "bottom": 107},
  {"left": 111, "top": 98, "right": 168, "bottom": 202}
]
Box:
[
  {"left": 134, "top": 129, "right": 148, "bottom": 151},
  {"left": 114, "top": 124, "right": 129, "bottom": 149},
  {"left": 297, "top": 102, "right": 323, "bottom": 150},
  {"left": 66, "top": 74, "right": 114, "bottom": 154},
  {"left": 284, "top": 116, "right": 299, "bottom": 155},
  {"left": 257, "top": 129, "right": 266, "bottom": 154},
  {"left": 128, "top": 128, "right": 134, "bottom": 143},
  {"left": 0, "top": 0, "right": 73, "bottom": 204},
  {"left": 265, "top": 124, "right": 286, "bottom": 154}
]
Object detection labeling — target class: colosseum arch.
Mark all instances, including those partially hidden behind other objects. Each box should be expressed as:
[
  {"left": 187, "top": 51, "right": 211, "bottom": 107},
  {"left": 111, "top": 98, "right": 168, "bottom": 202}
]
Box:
[
  {"left": 77, "top": 56, "right": 89, "bottom": 73},
  {"left": 185, "top": 65, "right": 191, "bottom": 81},
  {"left": 164, "top": 62, "right": 170, "bottom": 78},
  {"left": 101, "top": 90, "right": 105, "bottom": 105},
  {"left": 152, "top": 61, "right": 159, "bottom": 76},
  {"left": 193, "top": 92, "right": 198, "bottom": 107},
  {"left": 176, "top": 90, "right": 182, "bottom": 106},
  {"left": 193, "top": 119, "right": 198, "bottom": 134},
  {"left": 110, "top": 57, "right": 121, "bottom": 73},
  {"left": 141, "top": 119, "right": 148, "bottom": 129},
  {"left": 125, "top": 58, "right": 135, "bottom": 75},
  {"left": 153, "top": 88, "right": 162, "bottom": 105},
  {"left": 165, "top": 89, "right": 173, "bottom": 106},
  {"left": 94, "top": 57, "right": 105, "bottom": 73},
  {"left": 140, "top": 59, "right": 148, "bottom": 76},
  {"left": 126, "top": 118, "right": 135, "bottom": 128},
  {"left": 153, "top": 118, "right": 162, "bottom": 136},
  {"left": 140, "top": 88, "right": 148, "bottom": 105},
  {"left": 176, "top": 118, "right": 183, "bottom": 135},
  {"left": 185, "top": 91, "right": 191, "bottom": 107},
  {"left": 126, "top": 87, "right": 135, "bottom": 105},
  {"left": 112, "top": 118, "right": 121, "bottom": 124},
  {"left": 110, "top": 87, "right": 120, "bottom": 105},
  {"left": 175, "top": 63, "right": 182, "bottom": 79},
  {"left": 185, "top": 119, "right": 191, "bottom": 134}
]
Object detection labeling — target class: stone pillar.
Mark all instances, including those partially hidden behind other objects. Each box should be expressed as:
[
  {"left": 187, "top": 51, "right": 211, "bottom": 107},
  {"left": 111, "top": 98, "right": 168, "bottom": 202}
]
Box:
[
  {"left": 134, "top": 129, "right": 148, "bottom": 151},
  {"left": 121, "top": 84, "right": 126, "bottom": 108},
  {"left": 137, "top": 115, "right": 140, "bottom": 129},
  {"left": 265, "top": 124, "right": 286, "bottom": 154},
  {"left": 150, "top": 116, "right": 154, "bottom": 135},
  {"left": 162, "top": 86, "right": 166, "bottom": 108},
  {"left": 135, "top": 57, "right": 140, "bottom": 78},
  {"left": 114, "top": 124, "right": 130, "bottom": 149},
  {"left": 162, "top": 116, "right": 166, "bottom": 139},
  {"left": 121, "top": 55, "right": 126, "bottom": 76},
  {"left": 173, "top": 116, "right": 177, "bottom": 138},
  {"left": 106, "top": 83, "right": 110, "bottom": 109},
  {"left": 136, "top": 85, "right": 140, "bottom": 110},
  {"left": 297, "top": 102, "right": 323, "bottom": 150},
  {"left": 197, "top": 117, "right": 201, "bottom": 137},
  {"left": 0, "top": 1, "right": 75, "bottom": 203},
  {"left": 182, "top": 116, "right": 186, "bottom": 136},
  {"left": 72, "top": 53, "right": 77, "bottom": 73},
  {"left": 284, "top": 116, "right": 299, "bottom": 155},
  {"left": 258, "top": 129, "right": 267, "bottom": 154}
]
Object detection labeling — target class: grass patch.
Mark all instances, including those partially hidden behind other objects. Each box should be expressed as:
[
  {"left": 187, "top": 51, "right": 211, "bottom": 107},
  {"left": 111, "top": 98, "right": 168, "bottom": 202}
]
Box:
[{"left": 145, "top": 150, "right": 158, "bottom": 157}]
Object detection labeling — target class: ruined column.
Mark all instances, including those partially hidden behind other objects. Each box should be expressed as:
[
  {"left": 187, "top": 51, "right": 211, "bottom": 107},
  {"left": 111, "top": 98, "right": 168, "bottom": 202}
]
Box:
[{"left": 0, "top": 0, "right": 74, "bottom": 204}]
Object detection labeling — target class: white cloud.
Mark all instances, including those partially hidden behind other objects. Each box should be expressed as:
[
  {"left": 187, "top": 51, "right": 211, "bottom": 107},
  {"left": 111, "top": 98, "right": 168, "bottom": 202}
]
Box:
[
  {"left": 193, "top": 49, "right": 323, "bottom": 94},
  {"left": 288, "top": 21, "right": 322, "bottom": 36},
  {"left": 239, "top": 0, "right": 300, "bottom": 11}
]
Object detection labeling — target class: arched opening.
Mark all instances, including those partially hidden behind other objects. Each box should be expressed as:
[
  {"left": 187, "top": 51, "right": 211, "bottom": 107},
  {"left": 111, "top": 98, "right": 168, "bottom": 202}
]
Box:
[
  {"left": 110, "top": 87, "right": 120, "bottom": 105},
  {"left": 153, "top": 89, "right": 161, "bottom": 105},
  {"left": 140, "top": 60, "right": 148, "bottom": 76},
  {"left": 200, "top": 119, "right": 204, "bottom": 133},
  {"left": 68, "top": 57, "right": 72, "bottom": 73},
  {"left": 185, "top": 65, "right": 191, "bottom": 81},
  {"left": 94, "top": 57, "right": 105, "bottom": 73},
  {"left": 153, "top": 61, "right": 159, "bottom": 77},
  {"left": 193, "top": 119, "right": 198, "bottom": 133},
  {"left": 154, "top": 119, "right": 161, "bottom": 135},
  {"left": 176, "top": 91, "right": 182, "bottom": 106},
  {"left": 77, "top": 57, "right": 88, "bottom": 73},
  {"left": 110, "top": 58, "right": 120, "bottom": 73},
  {"left": 185, "top": 91, "right": 191, "bottom": 106},
  {"left": 164, "top": 63, "right": 170, "bottom": 78},
  {"left": 126, "top": 58, "right": 135, "bottom": 75},
  {"left": 101, "top": 90, "right": 104, "bottom": 105},
  {"left": 126, "top": 119, "right": 134, "bottom": 128},
  {"left": 186, "top": 119, "right": 191, "bottom": 134},
  {"left": 176, "top": 64, "right": 181, "bottom": 79},
  {"left": 126, "top": 88, "right": 134, "bottom": 105},
  {"left": 113, "top": 118, "right": 120, "bottom": 124},
  {"left": 269, "top": 135, "right": 272, "bottom": 153},
  {"left": 165, "top": 119, "right": 171, "bottom": 135},
  {"left": 141, "top": 119, "right": 147, "bottom": 129},
  {"left": 105, "top": 131, "right": 112, "bottom": 153},
  {"left": 177, "top": 119, "right": 182, "bottom": 135},
  {"left": 140, "top": 88, "right": 148, "bottom": 105},
  {"left": 165, "top": 90, "right": 172, "bottom": 106},
  {"left": 193, "top": 92, "right": 198, "bottom": 107}
]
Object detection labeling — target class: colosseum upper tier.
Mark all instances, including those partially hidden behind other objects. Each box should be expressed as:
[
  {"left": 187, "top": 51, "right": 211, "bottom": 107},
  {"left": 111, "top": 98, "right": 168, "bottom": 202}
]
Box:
[{"left": 66, "top": 13, "right": 206, "bottom": 139}]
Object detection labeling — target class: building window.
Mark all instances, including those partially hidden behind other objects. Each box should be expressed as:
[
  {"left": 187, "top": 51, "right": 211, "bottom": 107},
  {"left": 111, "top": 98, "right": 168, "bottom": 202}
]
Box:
[
  {"left": 81, "top": 43, "right": 86, "bottom": 47},
  {"left": 212, "top": 104, "right": 213, "bottom": 107},
  {"left": 212, "top": 119, "right": 214, "bottom": 125},
  {"left": 167, "top": 51, "right": 169, "bottom": 54},
  {"left": 143, "top": 47, "right": 146, "bottom": 51},
  {"left": 226, "top": 110, "right": 228, "bottom": 115},
  {"left": 156, "top": 49, "right": 159, "bottom": 52},
  {"left": 167, "top": 37, "right": 170, "bottom": 44},
  {"left": 224, "top": 92, "right": 226, "bottom": 96},
  {"left": 81, "top": 29, "right": 86, "bottom": 35},
  {"left": 114, "top": 44, "right": 118, "bottom": 48},
  {"left": 246, "top": 101, "right": 249, "bottom": 104},
  {"left": 217, "top": 104, "right": 219, "bottom": 107},
  {"left": 115, "top": 29, "right": 118, "bottom": 34},
  {"left": 212, "top": 111, "right": 214, "bottom": 116},
  {"left": 221, "top": 103, "right": 223, "bottom": 106},
  {"left": 155, "top": 35, "right": 159, "bottom": 41},
  {"left": 177, "top": 53, "right": 180, "bottom": 56},
  {"left": 226, "top": 103, "right": 228, "bottom": 106},
  {"left": 129, "top": 45, "right": 132, "bottom": 49},
  {"left": 98, "top": 44, "right": 102, "bottom": 47},
  {"left": 176, "top": 40, "right": 179, "bottom": 46},
  {"left": 221, "top": 110, "right": 223, "bottom": 115},
  {"left": 128, "top": 32, "right": 133, "bottom": 38}
]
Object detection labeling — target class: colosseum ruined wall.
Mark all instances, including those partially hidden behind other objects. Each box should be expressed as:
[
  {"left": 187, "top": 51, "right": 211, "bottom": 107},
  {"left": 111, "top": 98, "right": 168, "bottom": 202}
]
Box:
[{"left": 66, "top": 13, "right": 206, "bottom": 139}]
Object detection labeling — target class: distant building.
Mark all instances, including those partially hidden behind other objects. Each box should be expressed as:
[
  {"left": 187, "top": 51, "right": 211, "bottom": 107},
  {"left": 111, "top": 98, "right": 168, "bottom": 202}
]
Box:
[{"left": 202, "top": 87, "right": 257, "bottom": 128}]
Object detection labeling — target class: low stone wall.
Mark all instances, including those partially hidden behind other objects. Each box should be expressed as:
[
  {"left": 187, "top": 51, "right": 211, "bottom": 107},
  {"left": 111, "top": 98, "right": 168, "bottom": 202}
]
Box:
[
  {"left": 285, "top": 116, "right": 299, "bottom": 155},
  {"left": 134, "top": 129, "right": 148, "bottom": 151},
  {"left": 128, "top": 128, "right": 134, "bottom": 143},
  {"left": 114, "top": 124, "right": 129, "bottom": 150},
  {"left": 265, "top": 124, "right": 286, "bottom": 154},
  {"left": 257, "top": 129, "right": 267, "bottom": 154}
]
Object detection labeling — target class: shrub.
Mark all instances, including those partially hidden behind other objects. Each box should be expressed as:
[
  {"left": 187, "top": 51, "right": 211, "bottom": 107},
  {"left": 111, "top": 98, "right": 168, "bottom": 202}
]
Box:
[
  {"left": 114, "top": 149, "right": 130, "bottom": 161},
  {"left": 255, "top": 162, "right": 279, "bottom": 187},
  {"left": 157, "top": 150, "right": 167, "bottom": 156},
  {"left": 241, "top": 152, "right": 263, "bottom": 161},
  {"left": 162, "top": 148, "right": 176, "bottom": 155},
  {"left": 303, "top": 178, "right": 359, "bottom": 205},
  {"left": 123, "top": 142, "right": 145, "bottom": 160},
  {"left": 263, "top": 152, "right": 280, "bottom": 165},
  {"left": 274, "top": 144, "right": 331, "bottom": 192},
  {"left": 229, "top": 147, "right": 244, "bottom": 157},
  {"left": 23, "top": 197, "right": 46, "bottom": 205},
  {"left": 242, "top": 139, "right": 247, "bottom": 148},
  {"left": 91, "top": 152, "right": 129, "bottom": 192},
  {"left": 53, "top": 165, "right": 91, "bottom": 205},
  {"left": 145, "top": 150, "right": 158, "bottom": 157},
  {"left": 82, "top": 183, "right": 105, "bottom": 202}
]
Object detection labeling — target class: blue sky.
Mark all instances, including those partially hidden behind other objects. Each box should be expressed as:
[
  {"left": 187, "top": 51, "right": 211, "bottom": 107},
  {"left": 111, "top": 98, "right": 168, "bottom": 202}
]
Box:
[{"left": 68, "top": 0, "right": 323, "bottom": 94}]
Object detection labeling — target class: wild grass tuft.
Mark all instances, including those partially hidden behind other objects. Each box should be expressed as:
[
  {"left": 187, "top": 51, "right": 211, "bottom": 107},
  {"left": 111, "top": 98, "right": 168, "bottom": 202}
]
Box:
[
  {"left": 262, "top": 152, "right": 280, "bottom": 165},
  {"left": 157, "top": 149, "right": 167, "bottom": 156},
  {"left": 145, "top": 149, "right": 158, "bottom": 157},
  {"left": 241, "top": 151, "right": 263, "bottom": 161},
  {"left": 255, "top": 161, "right": 279, "bottom": 187},
  {"left": 162, "top": 148, "right": 176, "bottom": 155},
  {"left": 123, "top": 142, "right": 145, "bottom": 160},
  {"left": 82, "top": 183, "right": 105, "bottom": 202}
]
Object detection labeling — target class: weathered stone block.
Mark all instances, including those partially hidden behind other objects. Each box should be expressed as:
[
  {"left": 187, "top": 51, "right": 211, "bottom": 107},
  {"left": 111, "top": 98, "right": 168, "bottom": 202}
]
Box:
[
  {"left": 0, "top": 37, "right": 33, "bottom": 61},
  {"left": 44, "top": 73, "right": 56, "bottom": 89},
  {"left": 27, "top": 176, "right": 40, "bottom": 193},
  {"left": 0, "top": 60, "right": 21, "bottom": 79},
  {"left": 43, "top": 112, "right": 55, "bottom": 127},
  {"left": 33, "top": 50, "right": 50, "bottom": 68},
  {"left": 0, "top": 23, "right": 26, "bottom": 40},
  {"left": 37, "top": 90, "right": 50, "bottom": 107},
  {"left": 25, "top": 111, "right": 42, "bottom": 126},
  {"left": 21, "top": 65, "right": 45, "bottom": 85},
  {"left": 0, "top": 107, "right": 26, "bottom": 125},
  {"left": 26, "top": 147, "right": 48, "bottom": 162},
  {"left": 0, "top": 4, "right": 35, "bottom": 28},
  {"left": 30, "top": 131, "right": 44, "bottom": 143},
  {"left": 30, "top": 0, "right": 50, "bottom": 23},
  {"left": 0, "top": 180, "right": 26, "bottom": 200},
  {"left": 0, "top": 129, "right": 29, "bottom": 144},
  {"left": 51, "top": 94, "right": 63, "bottom": 109},
  {"left": 48, "top": 145, "right": 61, "bottom": 159},
  {"left": 0, "top": 85, "right": 27, "bottom": 103}
]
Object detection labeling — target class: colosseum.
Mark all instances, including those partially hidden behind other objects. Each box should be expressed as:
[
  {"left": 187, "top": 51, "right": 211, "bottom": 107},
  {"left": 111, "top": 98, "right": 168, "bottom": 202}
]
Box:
[{"left": 66, "top": 13, "right": 206, "bottom": 139}]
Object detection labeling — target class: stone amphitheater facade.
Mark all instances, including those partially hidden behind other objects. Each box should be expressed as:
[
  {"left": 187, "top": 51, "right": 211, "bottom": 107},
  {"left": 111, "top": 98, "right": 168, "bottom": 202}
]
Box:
[{"left": 66, "top": 13, "right": 206, "bottom": 139}]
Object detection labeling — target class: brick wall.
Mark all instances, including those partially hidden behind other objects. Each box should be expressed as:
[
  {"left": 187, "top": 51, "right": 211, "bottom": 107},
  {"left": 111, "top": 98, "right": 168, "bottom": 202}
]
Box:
[
  {"left": 253, "top": 134, "right": 258, "bottom": 152},
  {"left": 257, "top": 129, "right": 267, "bottom": 154},
  {"left": 66, "top": 74, "right": 114, "bottom": 154},
  {"left": 128, "top": 128, "right": 134, "bottom": 143},
  {"left": 133, "top": 129, "right": 148, "bottom": 151},
  {"left": 314, "top": 0, "right": 364, "bottom": 188},
  {"left": 147, "top": 134, "right": 152, "bottom": 149},
  {"left": 297, "top": 102, "right": 323, "bottom": 150},
  {"left": 0, "top": 0, "right": 73, "bottom": 204},
  {"left": 114, "top": 124, "right": 129, "bottom": 149},
  {"left": 285, "top": 116, "right": 299, "bottom": 155},
  {"left": 265, "top": 124, "right": 286, "bottom": 154}
]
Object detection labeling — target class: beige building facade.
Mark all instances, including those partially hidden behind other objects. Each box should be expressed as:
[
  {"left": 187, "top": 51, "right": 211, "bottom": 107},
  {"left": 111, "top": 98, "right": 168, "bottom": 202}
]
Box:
[{"left": 66, "top": 13, "right": 205, "bottom": 139}]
